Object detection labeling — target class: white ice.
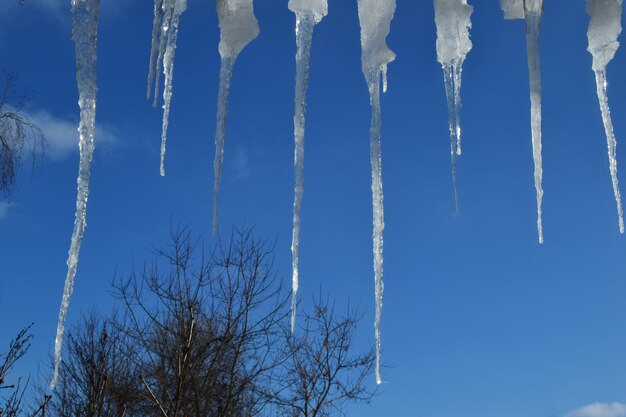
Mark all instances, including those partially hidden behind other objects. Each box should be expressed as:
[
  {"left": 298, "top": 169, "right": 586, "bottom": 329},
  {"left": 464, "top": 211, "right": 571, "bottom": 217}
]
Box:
[
  {"left": 501, "top": 0, "right": 524, "bottom": 19},
  {"left": 501, "top": 0, "right": 545, "bottom": 243},
  {"left": 212, "top": 0, "right": 259, "bottom": 234},
  {"left": 434, "top": 0, "right": 473, "bottom": 211},
  {"left": 587, "top": 0, "right": 624, "bottom": 233},
  {"left": 357, "top": 0, "right": 396, "bottom": 385},
  {"left": 52, "top": 0, "right": 100, "bottom": 390},
  {"left": 288, "top": 0, "right": 328, "bottom": 333}
]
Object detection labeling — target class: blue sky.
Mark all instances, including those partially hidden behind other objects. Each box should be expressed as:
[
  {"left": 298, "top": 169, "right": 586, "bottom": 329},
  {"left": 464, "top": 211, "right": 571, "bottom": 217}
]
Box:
[{"left": 2, "top": 1, "right": 626, "bottom": 416}]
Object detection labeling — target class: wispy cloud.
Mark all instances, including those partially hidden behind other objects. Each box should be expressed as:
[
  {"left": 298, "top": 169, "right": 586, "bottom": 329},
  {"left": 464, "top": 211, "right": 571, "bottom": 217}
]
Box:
[
  {"left": 0, "top": 202, "right": 9, "bottom": 220},
  {"left": 232, "top": 146, "right": 251, "bottom": 180},
  {"left": 25, "top": 109, "right": 120, "bottom": 160},
  {"left": 565, "top": 402, "right": 626, "bottom": 417}
]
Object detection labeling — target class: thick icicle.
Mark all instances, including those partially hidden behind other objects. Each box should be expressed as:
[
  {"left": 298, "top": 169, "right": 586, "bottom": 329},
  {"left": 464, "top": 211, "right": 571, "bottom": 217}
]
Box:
[
  {"left": 434, "top": 0, "right": 473, "bottom": 212},
  {"left": 357, "top": 0, "right": 396, "bottom": 385},
  {"left": 146, "top": 0, "right": 186, "bottom": 176},
  {"left": 51, "top": 0, "right": 100, "bottom": 390},
  {"left": 212, "top": 0, "right": 259, "bottom": 234},
  {"left": 501, "top": 0, "right": 544, "bottom": 243},
  {"left": 587, "top": 0, "right": 624, "bottom": 233},
  {"left": 287, "top": 0, "right": 328, "bottom": 333}
]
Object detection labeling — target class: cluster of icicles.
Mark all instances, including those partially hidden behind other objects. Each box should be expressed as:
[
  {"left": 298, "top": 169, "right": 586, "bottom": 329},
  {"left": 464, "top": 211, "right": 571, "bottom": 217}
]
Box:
[{"left": 52, "top": 0, "right": 624, "bottom": 387}]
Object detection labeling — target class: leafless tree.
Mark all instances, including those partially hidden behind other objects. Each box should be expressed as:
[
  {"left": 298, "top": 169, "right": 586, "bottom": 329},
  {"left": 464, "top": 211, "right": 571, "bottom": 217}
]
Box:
[
  {"left": 268, "top": 298, "right": 377, "bottom": 417},
  {"left": 44, "top": 227, "right": 376, "bottom": 417},
  {"left": 112, "top": 226, "right": 289, "bottom": 417},
  {"left": 0, "top": 70, "right": 44, "bottom": 197},
  {"left": 1, "top": 324, "right": 51, "bottom": 417},
  {"left": 48, "top": 313, "right": 141, "bottom": 417},
  {"left": 1, "top": 324, "right": 34, "bottom": 417}
]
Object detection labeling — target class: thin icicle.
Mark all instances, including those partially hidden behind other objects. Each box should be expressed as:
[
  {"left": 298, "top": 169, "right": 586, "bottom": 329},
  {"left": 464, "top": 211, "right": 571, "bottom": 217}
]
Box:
[
  {"left": 434, "top": 0, "right": 473, "bottom": 212},
  {"left": 212, "top": 0, "right": 259, "bottom": 234},
  {"left": 443, "top": 63, "right": 460, "bottom": 212},
  {"left": 51, "top": 0, "right": 100, "bottom": 390},
  {"left": 160, "top": 0, "right": 186, "bottom": 177},
  {"left": 357, "top": 0, "right": 396, "bottom": 385},
  {"left": 160, "top": 0, "right": 186, "bottom": 176},
  {"left": 146, "top": 0, "right": 186, "bottom": 176},
  {"left": 147, "top": 0, "right": 163, "bottom": 100},
  {"left": 287, "top": 0, "right": 328, "bottom": 333},
  {"left": 587, "top": 0, "right": 624, "bottom": 233},
  {"left": 501, "top": 0, "right": 544, "bottom": 243},
  {"left": 213, "top": 57, "right": 234, "bottom": 234}
]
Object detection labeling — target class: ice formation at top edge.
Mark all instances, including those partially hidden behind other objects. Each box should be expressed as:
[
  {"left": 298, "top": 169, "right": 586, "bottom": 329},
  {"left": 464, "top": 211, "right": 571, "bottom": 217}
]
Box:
[
  {"left": 217, "top": 0, "right": 260, "bottom": 59},
  {"left": 288, "top": 0, "right": 328, "bottom": 22},
  {"left": 587, "top": 0, "right": 623, "bottom": 71},
  {"left": 357, "top": 0, "right": 397, "bottom": 72},
  {"left": 434, "top": 0, "right": 473, "bottom": 64}
]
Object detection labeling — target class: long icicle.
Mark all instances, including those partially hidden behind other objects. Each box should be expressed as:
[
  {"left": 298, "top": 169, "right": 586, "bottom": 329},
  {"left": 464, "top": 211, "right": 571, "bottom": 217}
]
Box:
[
  {"left": 524, "top": 0, "right": 544, "bottom": 244},
  {"left": 443, "top": 63, "right": 460, "bottom": 212},
  {"left": 434, "top": 0, "right": 473, "bottom": 213},
  {"left": 368, "top": 67, "right": 386, "bottom": 386},
  {"left": 159, "top": 0, "right": 186, "bottom": 177},
  {"left": 357, "top": 0, "right": 396, "bottom": 385},
  {"left": 288, "top": 0, "right": 328, "bottom": 333},
  {"left": 212, "top": 0, "right": 259, "bottom": 234},
  {"left": 500, "top": 0, "right": 544, "bottom": 243},
  {"left": 51, "top": 0, "right": 100, "bottom": 390},
  {"left": 587, "top": 0, "right": 624, "bottom": 233},
  {"left": 290, "top": 13, "right": 314, "bottom": 333},
  {"left": 594, "top": 70, "right": 624, "bottom": 233},
  {"left": 212, "top": 56, "right": 234, "bottom": 234}
]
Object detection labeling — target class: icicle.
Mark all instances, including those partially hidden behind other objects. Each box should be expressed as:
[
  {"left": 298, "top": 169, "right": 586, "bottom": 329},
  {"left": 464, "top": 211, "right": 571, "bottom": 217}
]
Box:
[
  {"left": 146, "top": 0, "right": 186, "bottom": 176},
  {"left": 160, "top": 0, "right": 186, "bottom": 177},
  {"left": 587, "top": 0, "right": 624, "bottom": 233},
  {"left": 51, "top": 0, "right": 100, "bottom": 390},
  {"left": 501, "top": 0, "right": 544, "bottom": 243},
  {"left": 287, "top": 0, "right": 328, "bottom": 333},
  {"left": 147, "top": 0, "right": 163, "bottom": 101},
  {"left": 525, "top": 1, "right": 544, "bottom": 244},
  {"left": 212, "top": 0, "right": 259, "bottom": 234},
  {"left": 357, "top": 0, "right": 396, "bottom": 385},
  {"left": 434, "top": 0, "right": 473, "bottom": 212}
]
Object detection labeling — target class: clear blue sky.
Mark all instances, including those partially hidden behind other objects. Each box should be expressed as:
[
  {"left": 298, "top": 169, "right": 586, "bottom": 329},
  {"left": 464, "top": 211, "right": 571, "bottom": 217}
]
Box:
[{"left": 2, "top": 1, "right": 626, "bottom": 416}]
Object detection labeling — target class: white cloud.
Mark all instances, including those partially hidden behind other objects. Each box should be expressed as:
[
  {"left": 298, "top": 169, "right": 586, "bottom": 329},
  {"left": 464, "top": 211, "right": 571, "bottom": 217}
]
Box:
[
  {"left": 565, "top": 402, "right": 626, "bottom": 417},
  {"left": 24, "top": 109, "right": 120, "bottom": 160}
]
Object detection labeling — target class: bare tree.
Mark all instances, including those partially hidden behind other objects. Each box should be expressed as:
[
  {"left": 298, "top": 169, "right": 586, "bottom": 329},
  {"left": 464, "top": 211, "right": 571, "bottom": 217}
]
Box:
[
  {"left": 112, "top": 226, "right": 289, "bottom": 417},
  {"left": 48, "top": 313, "right": 141, "bottom": 417},
  {"left": 45, "top": 227, "right": 376, "bottom": 417},
  {"left": 0, "top": 324, "right": 51, "bottom": 417},
  {"left": 268, "top": 298, "right": 377, "bottom": 417},
  {"left": 0, "top": 70, "right": 44, "bottom": 196}
]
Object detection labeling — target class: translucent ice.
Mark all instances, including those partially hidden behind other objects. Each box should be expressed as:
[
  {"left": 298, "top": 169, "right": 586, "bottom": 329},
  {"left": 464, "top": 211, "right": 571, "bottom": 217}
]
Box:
[
  {"left": 52, "top": 0, "right": 100, "bottom": 390},
  {"left": 434, "top": 0, "right": 473, "bottom": 211},
  {"left": 146, "top": 0, "right": 187, "bottom": 176},
  {"left": 587, "top": 0, "right": 624, "bottom": 233},
  {"left": 357, "top": 0, "right": 396, "bottom": 385},
  {"left": 288, "top": 0, "right": 328, "bottom": 333},
  {"left": 212, "top": 0, "right": 259, "bottom": 234},
  {"left": 501, "top": 0, "right": 545, "bottom": 243}
]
